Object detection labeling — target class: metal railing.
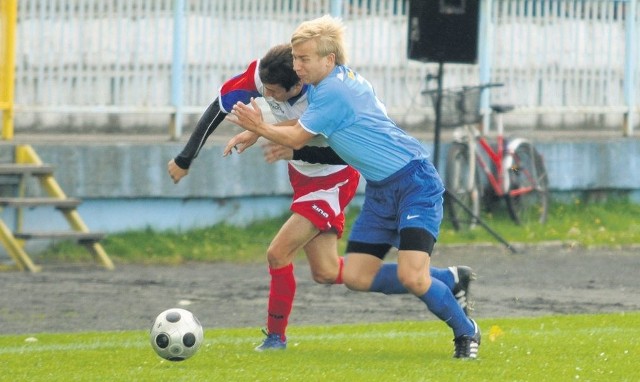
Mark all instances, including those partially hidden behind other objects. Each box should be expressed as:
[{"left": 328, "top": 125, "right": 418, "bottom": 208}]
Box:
[{"left": 0, "top": 0, "right": 637, "bottom": 139}]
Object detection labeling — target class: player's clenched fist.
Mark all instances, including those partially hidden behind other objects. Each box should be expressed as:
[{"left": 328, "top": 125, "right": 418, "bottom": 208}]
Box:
[{"left": 167, "top": 159, "right": 189, "bottom": 184}]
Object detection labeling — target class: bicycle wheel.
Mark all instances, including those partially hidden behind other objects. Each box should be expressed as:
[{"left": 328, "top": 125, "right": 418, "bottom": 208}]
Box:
[
  {"left": 445, "top": 142, "right": 481, "bottom": 230},
  {"left": 503, "top": 141, "right": 549, "bottom": 225}
]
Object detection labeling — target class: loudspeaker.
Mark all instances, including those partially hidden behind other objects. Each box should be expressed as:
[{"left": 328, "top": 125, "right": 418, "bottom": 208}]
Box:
[{"left": 408, "top": 0, "right": 479, "bottom": 64}]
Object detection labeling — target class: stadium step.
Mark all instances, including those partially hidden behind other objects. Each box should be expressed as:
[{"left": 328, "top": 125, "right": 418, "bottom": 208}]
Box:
[
  {"left": 0, "top": 196, "right": 82, "bottom": 209},
  {"left": 0, "top": 163, "right": 55, "bottom": 175},
  {"left": 0, "top": 144, "right": 114, "bottom": 272},
  {"left": 13, "top": 230, "right": 106, "bottom": 243}
]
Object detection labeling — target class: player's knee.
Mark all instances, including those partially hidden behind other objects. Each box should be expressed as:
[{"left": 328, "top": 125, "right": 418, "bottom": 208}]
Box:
[
  {"left": 342, "top": 271, "right": 371, "bottom": 291},
  {"left": 398, "top": 269, "right": 431, "bottom": 295},
  {"left": 265, "top": 244, "right": 290, "bottom": 268},
  {"left": 310, "top": 269, "right": 335, "bottom": 284}
]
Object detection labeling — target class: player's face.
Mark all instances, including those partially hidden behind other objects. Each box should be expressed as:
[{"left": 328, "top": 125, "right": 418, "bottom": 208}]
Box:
[
  {"left": 263, "top": 82, "right": 302, "bottom": 102},
  {"left": 292, "top": 39, "right": 335, "bottom": 86}
]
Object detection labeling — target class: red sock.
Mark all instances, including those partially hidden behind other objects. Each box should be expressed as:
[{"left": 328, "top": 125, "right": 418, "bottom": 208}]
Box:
[
  {"left": 267, "top": 263, "right": 296, "bottom": 340},
  {"left": 334, "top": 256, "right": 345, "bottom": 284}
]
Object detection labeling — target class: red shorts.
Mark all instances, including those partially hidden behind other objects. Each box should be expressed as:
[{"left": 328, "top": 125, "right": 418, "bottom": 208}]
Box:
[{"left": 288, "top": 164, "right": 360, "bottom": 238}]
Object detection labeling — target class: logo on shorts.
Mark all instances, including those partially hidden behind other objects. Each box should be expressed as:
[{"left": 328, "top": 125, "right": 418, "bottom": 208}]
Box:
[
  {"left": 312, "top": 204, "right": 329, "bottom": 218},
  {"left": 406, "top": 214, "right": 420, "bottom": 220}
]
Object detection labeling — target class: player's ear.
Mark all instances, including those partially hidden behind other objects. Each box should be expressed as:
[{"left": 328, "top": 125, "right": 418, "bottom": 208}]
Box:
[{"left": 326, "top": 52, "right": 336, "bottom": 66}]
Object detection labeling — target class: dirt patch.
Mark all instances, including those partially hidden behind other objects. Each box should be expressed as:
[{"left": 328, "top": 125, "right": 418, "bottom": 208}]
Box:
[{"left": 1, "top": 244, "right": 638, "bottom": 335}]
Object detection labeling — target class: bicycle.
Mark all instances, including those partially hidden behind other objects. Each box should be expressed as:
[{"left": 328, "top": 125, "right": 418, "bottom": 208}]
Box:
[{"left": 425, "top": 83, "right": 550, "bottom": 231}]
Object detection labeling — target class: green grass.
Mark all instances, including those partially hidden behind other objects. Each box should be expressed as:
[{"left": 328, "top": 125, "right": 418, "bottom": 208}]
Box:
[
  {"left": 1, "top": 313, "right": 638, "bottom": 382},
  {"left": 41, "top": 199, "right": 640, "bottom": 264},
  {"left": 438, "top": 197, "right": 640, "bottom": 247}
]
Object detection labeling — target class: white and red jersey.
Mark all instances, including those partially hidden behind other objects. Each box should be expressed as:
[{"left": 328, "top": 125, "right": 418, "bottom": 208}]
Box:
[{"left": 219, "top": 60, "right": 348, "bottom": 178}]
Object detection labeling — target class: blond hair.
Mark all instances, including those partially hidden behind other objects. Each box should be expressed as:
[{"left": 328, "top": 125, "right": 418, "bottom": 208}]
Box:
[{"left": 291, "top": 14, "right": 348, "bottom": 65}]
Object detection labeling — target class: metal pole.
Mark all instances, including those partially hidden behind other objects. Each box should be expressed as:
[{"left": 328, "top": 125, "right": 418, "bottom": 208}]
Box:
[
  {"left": 478, "top": 0, "right": 494, "bottom": 134},
  {"left": 623, "top": 0, "right": 637, "bottom": 136},
  {"left": 170, "top": 0, "right": 186, "bottom": 140},
  {"left": 330, "top": 0, "right": 343, "bottom": 17},
  {"left": 1, "top": 0, "right": 17, "bottom": 141},
  {"left": 432, "top": 62, "right": 444, "bottom": 170},
  {"left": 445, "top": 189, "right": 518, "bottom": 254}
]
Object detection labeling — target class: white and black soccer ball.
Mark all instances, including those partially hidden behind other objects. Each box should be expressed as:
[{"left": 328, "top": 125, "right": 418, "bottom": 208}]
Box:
[{"left": 150, "top": 308, "right": 204, "bottom": 361}]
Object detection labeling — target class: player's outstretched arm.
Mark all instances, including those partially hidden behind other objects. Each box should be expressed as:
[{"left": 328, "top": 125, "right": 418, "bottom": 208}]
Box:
[{"left": 168, "top": 98, "right": 226, "bottom": 184}]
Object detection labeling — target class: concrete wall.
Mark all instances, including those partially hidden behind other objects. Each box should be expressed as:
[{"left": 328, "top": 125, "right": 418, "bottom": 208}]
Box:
[{"left": 1, "top": 136, "right": 639, "bottom": 236}]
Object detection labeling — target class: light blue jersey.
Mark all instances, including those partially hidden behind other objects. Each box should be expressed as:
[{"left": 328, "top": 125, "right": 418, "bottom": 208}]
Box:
[{"left": 299, "top": 65, "right": 428, "bottom": 182}]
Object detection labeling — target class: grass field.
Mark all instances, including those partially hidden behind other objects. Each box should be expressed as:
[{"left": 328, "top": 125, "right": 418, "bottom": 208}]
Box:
[
  {"left": 15, "top": 199, "right": 640, "bottom": 381},
  {"left": 1, "top": 313, "right": 638, "bottom": 382}
]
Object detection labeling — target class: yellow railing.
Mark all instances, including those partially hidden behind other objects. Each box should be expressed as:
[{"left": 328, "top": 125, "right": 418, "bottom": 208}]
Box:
[{"left": 0, "top": 0, "right": 17, "bottom": 140}]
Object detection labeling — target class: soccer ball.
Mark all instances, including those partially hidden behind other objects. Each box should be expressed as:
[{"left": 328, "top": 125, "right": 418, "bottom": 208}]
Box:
[{"left": 150, "top": 308, "right": 204, "bottom": 361}]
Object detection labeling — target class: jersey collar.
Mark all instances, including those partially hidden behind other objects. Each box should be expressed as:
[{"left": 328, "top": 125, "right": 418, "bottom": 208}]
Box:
[{"left": 287, "top": 84, "right": 309, "bottom": 106}]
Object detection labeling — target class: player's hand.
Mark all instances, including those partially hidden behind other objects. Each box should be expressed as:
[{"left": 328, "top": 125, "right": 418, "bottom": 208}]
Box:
[
  {"left": 226, "top": 98, "right": 264, "bottom": 132},
  {"left": 167, "top": 159, "right": 188, "bottom": 184},
  {"left": 223, "top": 131, "right": 259, "bottom": 157},
  {"left": 262, "top": 142, "right": 293, "bottom": 163}
]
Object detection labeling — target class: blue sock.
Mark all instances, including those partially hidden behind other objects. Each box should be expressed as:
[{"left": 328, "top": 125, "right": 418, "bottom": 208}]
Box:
[
  {"left": 430, "top": 267, "right": 455, "bottom": 290},
  {"left": 369, "top": 265, "right": 456, "bottom": 295},
  {"left": 368, "top": 263, "right": 406, "bottom": 294},
  {"left": 419, "top": 278, "right": 474, "bottom": 338}
]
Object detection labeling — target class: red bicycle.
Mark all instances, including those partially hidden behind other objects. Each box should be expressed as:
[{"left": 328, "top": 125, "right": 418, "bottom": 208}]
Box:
[{"left": 427, "top": 83, "right": 549, "bottom": 230}]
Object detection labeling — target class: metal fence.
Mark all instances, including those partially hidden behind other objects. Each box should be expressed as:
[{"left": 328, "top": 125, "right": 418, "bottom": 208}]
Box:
[{"left": 3, "top": 0, "right": 639, "bottom": 137}]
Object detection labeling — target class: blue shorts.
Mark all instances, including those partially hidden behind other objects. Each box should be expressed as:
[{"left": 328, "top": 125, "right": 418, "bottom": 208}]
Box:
[{"left": 348, "top": 160, "right": 444, "bottom": 249}]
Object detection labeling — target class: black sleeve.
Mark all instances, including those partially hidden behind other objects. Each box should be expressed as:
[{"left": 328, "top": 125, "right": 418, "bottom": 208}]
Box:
[
  {"left": 173, "top": 98, "right": 227, "bottom": 169},
  {"left": 293, "top": 146, "right": 347, "bottom": 165}
]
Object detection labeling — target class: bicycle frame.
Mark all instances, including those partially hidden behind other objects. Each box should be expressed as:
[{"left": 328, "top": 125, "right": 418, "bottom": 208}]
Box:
[
  {"left": 461, "top": 113, "right": 537, "bottom": 200},
  {"left": 441, "top": 82, "right": 549, "bottom": 228},
  {"left": 458, "top": 110, "right": 508, "bottom": 199},
  {"left": 475, "top": 133, "right": 506, "bottom": 197}
]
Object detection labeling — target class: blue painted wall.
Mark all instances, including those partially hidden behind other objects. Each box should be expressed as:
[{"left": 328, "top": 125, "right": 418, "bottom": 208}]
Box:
[{"left": 1, "top": 137, "right": 639, "bottom": 237}]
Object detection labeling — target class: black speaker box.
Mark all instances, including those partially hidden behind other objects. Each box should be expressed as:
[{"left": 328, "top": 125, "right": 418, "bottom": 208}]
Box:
[{"left": 408, "top": 0, "right": 479, "bottom": 64}]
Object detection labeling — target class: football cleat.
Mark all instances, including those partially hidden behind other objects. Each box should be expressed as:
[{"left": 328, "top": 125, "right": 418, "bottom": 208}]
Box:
[
  {"left": 450, "top": 266, "right": 476, "bottom": 316},
  {"left": 254, "top": 329, "right": 287, "bottom": 352},
  {"left": 453, "top": 319, "right": 481, "bottom": 359}
]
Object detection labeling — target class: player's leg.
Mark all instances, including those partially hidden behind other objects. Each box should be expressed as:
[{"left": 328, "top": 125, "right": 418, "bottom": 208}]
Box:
[
  {"left": 258, "top": 164, "right": 359, "bottom": 351},
  {"left": 398, "top": 242, "right": 480, "bottom": 358},
  {"left": 303, "top": 231, "right": 343, "bottom": 284},
  {"left": 400, "top": 246, "right": 478, "bottom": 326},
  {"left": 342, "top": 252, "right": 385, "bottom": 291},
  {"left": 396, "top": 238, "right": 473, "bottom": 332},
  {"left": 396, "top": 160, "right": 480, "bottom": 358},
  {"left": 302, "top": 221, "right": 476, "bottom": 308},
  {"left": 266, "top": 212, "right": 319, "bottom": 268},
  {"left": 303, "top": 225, "right": 475, "bottom": 301},
  {"left": 256, "top": 213, "right": 319, "bottom": 352},
  {"left": 297, "top": 164, "right": 359, "bottom": 285},
  {"left": 341, "top": 186, "right": 420, "bottom": 294}
]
